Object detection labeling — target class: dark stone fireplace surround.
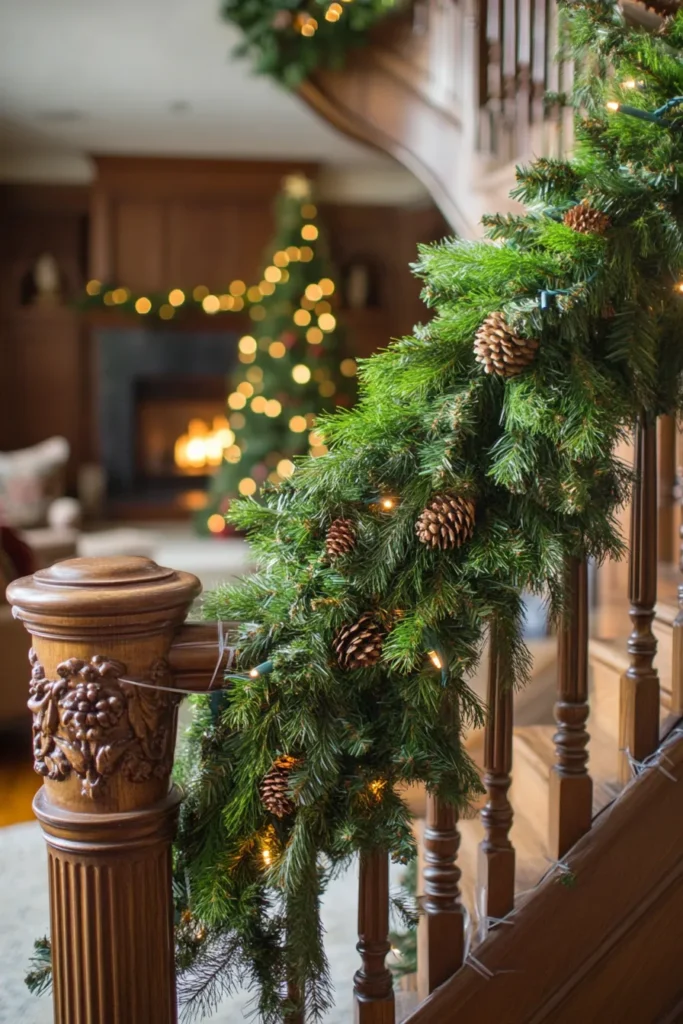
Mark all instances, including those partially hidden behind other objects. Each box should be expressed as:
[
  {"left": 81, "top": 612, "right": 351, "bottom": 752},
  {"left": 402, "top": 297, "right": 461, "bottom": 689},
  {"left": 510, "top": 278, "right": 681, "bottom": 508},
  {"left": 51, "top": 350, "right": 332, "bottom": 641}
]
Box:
[{"left": 96, "top": 328, "right": 238, "bottom": 496}]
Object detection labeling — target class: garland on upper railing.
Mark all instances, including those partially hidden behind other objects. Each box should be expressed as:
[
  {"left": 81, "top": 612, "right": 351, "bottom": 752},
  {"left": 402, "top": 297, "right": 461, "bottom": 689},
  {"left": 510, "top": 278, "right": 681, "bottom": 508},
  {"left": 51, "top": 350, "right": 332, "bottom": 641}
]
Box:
[
  {"left": 172, "top": 3, "right": 683, "bottom": 1019},
  {"left": 221, "top": 0, "right": 404, "bottom": 86}
]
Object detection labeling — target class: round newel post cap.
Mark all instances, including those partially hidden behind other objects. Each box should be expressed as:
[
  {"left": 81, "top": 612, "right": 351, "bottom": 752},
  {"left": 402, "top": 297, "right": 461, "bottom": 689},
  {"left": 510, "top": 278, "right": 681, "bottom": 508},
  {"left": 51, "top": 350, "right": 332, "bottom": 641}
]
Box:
[{"left": 7, "top": 555, "right": 202, "bottom": 638}]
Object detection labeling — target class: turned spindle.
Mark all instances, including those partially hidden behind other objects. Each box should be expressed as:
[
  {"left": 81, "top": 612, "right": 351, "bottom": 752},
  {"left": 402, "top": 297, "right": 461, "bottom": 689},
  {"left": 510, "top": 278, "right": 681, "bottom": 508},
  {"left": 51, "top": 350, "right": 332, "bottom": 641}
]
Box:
[
  {"left": 354, "top": 849, "right": 394, "bottom": 1024},
  {"left": 7, "top": 556, "right": 230, "bottom": 1024},
  {"left": 620, "top": 413, "right": 660, "bottom": 783},
  {"left": 549, "top": 556, "right": 592, "bottom": 858},
  {"left": 478, "top": 620, "right": 515, "bottom": 926},
  {"left": 417, "top": 794, "right": 465, "bottom": 1000}
]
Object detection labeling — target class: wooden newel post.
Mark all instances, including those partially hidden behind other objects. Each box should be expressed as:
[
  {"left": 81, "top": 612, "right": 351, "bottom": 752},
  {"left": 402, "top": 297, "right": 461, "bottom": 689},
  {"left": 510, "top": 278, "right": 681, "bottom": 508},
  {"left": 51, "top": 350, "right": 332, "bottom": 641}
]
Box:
[{"left": 6, "top": 556, "right": 217, "bottom": 1024}]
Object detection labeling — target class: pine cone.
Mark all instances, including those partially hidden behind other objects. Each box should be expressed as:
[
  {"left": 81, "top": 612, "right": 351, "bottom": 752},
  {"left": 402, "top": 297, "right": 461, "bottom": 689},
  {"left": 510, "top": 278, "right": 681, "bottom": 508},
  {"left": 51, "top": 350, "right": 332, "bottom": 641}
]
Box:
[
  {"left": 474, "top": 313, "right": 538, "bottom": 378},
  {"left": 260, "top": 755, "right": 300, "bottom": 818},
  {"left": 563, "top": 202, "right": 610, "bottom": 236},
  {"left": 416, "top": 494, "right": 476, "bottom": 550},
  {"left": 326, "top": 518, "right": 356, "bottom": 561},
  {"left": 334, "top": 613, "right": 384, "bottom": 671}
]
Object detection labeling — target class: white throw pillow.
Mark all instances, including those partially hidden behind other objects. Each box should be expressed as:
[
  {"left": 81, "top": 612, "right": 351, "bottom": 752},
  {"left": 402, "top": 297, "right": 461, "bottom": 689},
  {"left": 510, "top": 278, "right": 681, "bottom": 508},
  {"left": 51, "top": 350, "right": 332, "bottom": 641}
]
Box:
[{"left": 0, "top": 437, "right": 70, "bottom": 527}]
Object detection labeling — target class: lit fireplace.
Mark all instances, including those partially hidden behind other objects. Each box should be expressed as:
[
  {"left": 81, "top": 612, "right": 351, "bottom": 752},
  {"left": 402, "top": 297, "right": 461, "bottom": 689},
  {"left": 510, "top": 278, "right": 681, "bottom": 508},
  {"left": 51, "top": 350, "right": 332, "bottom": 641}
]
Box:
[{"left": 174, "top": 417, "right": 235, "bottom": 474}]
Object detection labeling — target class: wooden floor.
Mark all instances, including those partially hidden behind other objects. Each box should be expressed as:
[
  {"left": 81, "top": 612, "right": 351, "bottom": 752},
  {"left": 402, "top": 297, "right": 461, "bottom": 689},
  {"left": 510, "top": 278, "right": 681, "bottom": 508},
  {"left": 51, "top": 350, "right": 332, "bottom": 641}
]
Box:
[{"left": 0, "top": 728, "right": 41, "bottom": 827}]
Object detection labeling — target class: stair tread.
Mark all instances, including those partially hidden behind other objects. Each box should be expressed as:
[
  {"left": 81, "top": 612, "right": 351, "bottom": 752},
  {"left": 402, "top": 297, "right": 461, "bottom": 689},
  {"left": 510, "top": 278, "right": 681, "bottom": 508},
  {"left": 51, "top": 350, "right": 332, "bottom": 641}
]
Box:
[
  {"left": 589, "top": 635, "right": 673, "bottom": 695},
  {"left": 513, "top": 723, "right": 620, "bottom": 818}
]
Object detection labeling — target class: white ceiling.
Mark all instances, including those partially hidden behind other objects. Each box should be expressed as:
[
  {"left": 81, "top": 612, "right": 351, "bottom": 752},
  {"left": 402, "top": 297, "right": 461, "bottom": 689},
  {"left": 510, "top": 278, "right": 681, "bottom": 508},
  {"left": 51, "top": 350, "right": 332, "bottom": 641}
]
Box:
[{"left": 0, "top": 0, "right": 395, "bottom": 179}]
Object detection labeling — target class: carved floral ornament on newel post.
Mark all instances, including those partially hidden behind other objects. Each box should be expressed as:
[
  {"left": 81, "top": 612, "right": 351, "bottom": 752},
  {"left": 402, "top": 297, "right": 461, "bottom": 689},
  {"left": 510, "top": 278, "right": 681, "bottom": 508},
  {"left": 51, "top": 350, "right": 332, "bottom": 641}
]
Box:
[{"left": 28, "top": 649, "right": 179, "bottom": 797}]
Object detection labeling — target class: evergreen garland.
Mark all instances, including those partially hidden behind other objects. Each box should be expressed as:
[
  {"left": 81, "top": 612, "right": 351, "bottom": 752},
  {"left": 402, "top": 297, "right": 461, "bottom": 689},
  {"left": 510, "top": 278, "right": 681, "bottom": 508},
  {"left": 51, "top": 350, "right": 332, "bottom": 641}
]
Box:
[
  {"left": 174, "top": 3, "right": 683, "bottom": 1020},
  {"left": 221, "top": 0, "right": 404, "bottom": 87}
]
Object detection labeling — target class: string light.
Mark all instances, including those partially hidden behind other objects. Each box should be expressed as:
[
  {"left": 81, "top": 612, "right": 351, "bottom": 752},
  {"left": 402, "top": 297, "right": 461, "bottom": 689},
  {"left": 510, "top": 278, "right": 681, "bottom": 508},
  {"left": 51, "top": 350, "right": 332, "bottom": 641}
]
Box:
[
  {"left": 381, "top": 498, "right": 396, "bottom": 510},
  {"left": 301, "top": 224, "right": 319, "bottom": 242},
  {"left": 237, "top": 381, "right": 254, "bottom": 397},
  {"left": 250, "top": 305, "right": 266, "bottom": 321},
  {"left": 252, "top": 396, "right": 267, "bottom": 413},
  {"left": 207, "top": 514, "right": 225, "bottom": 534},
  {"left": 202, "top": 294, "right": 220, "bottom": 314},
  {"left": 159, "top": 304, "right": 174, "bottom": 320},
  {"left": 305, "top": 283, "right": 323, "bottom": 302},
  {"left": 86, "top": 279, "right": 101, "bottom": 296},
  {"left": 264, "top": 266, "right": 282, "bottom": 283},
  {"left": 273, "top": 251, "right": 289, "bottom": 267},
  {"left": 289, "top": 415, "right": 307, "bottom": 432},
  {"left": 292, "top": 364, "right": 312, "bottom": 384},
  {"left": 169, "top": 288, "right": 185, "bottom": 306},
  {"left": 286, "top": 246, "right": 301, "bottom": 261},
  {"left": 265, "top": 399, "right": 282, "bottom": 418},
  {"left": 238, "top": 477, "right": 257, "bottom": 496},
  {"left": 277, "top": 459, "right": 295, "bottom": 478},
  {"left": 239, "top": 335, "right": 258, "bottom": 354},
  {"left": 230, "top": 412, "right": 245, "bottom": 429},
  {"left": 294, "top": 309, "right": 312, "bottom": 326},
  {"left": 135, "top": 297, "right": 151, "bottom": 314},
  {"left": 306, "top": 327, "right": 323, "bottom": 344},
  {"left": 299, "top": 246, "right": 314, "bottom": 262},
  {"left": 230, "top": 280, "right": 246, "bottom": 296},
  {"left": 318, "top": 312, "right": 336, "bottom": 332},
  {"left": 315, "top": 301, "right": 331, "bottom": 315},
  {"left": 606, "top": 95, "right": 683, "bottom": 125},
  {"left": 225, "top": 445, "right": 241, "bottom": 463},
  {"left": 319, "top": 278, "right": 335, "bottom": 295},
  {"left": 112, "top": 287, "right": 129, "bottom": 304},
  {"left": 319, "top": 381, "right": 336, "bottom": 397},
  {"left": 249, "top": 660, "right": 274, "bottom": 678},
  {"left": 193, "top": 285, "right": 209, "bottom": 301},
  {"left": 269, "top": 341, "right": 286, "bottom": 358},
  {"left": 228, "top": 392, "right": 247, "bottom": 410},
  {"left": 429, "top": 650, "right": 443, "bottom": 669},
  {"left": 246, "top": 366, "right": 263, "bottom": 383},
  {"left": 340, "top": 358, "right": 357, "bottom": 377}
]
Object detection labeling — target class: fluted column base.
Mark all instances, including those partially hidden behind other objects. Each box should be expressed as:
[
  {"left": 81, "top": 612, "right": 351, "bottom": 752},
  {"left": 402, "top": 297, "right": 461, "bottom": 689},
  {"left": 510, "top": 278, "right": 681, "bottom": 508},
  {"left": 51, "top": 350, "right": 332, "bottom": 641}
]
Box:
[{"left": 35, "top": 786, "right": 182, "bottom": 1024}]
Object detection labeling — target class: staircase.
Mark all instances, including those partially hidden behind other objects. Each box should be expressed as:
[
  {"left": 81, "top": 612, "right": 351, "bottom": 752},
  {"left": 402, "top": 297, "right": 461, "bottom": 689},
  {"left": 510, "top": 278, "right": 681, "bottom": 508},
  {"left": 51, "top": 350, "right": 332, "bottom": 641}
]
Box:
[{"left": 299, "top": 1, "right": 661, "bottom": 238}]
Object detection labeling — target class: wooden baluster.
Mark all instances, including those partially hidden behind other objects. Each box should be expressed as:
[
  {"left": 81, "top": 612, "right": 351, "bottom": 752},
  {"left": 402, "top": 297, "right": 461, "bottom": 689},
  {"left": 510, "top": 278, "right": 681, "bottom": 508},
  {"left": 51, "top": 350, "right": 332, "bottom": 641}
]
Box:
[
  {"left": 483, "top": 0, "right": 503, "bottom": 155},
  {"left": 477, "top": 621, "right": 514, "bottom": 932},
  {"left": 417, "top": 795, "right": 465, "bottom": 1000},
  {"left": 530, "top": 0, "right": 547, "bottom": 127},
  {"left": 672, "top": 419, "right": 683, "bottom": 715},
  {"left": 549, "top": 556, "right": 592, "bottom": 859},
  {"left": 516, "top": 0, "right": 532, "bottom": 156},
  {"left": 354, "top": 849, "right": 394, "bottom": 1024},
  {"left": 620, "top": 412, "right": 660, "bottom": 783},
  {"left": 6, "top": 556, "right": 230, "bottom": 1024}
]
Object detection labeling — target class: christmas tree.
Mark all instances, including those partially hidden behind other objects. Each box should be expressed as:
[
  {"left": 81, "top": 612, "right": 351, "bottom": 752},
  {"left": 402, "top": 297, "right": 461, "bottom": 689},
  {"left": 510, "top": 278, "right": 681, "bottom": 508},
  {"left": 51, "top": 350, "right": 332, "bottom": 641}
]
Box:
[
  {"left": 175, "top": 3, "right": 683, "bottom": 1020},
  {"left": 202, "top": 174, "right": 355, "bottom": 534}
]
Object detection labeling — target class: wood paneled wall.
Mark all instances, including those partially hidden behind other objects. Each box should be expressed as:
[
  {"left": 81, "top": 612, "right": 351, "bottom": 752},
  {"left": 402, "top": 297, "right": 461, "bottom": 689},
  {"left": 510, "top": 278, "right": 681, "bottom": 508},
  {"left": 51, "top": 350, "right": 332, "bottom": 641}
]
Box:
[{"left": 89, "top": 157, "right": 318, "bottom": 292}]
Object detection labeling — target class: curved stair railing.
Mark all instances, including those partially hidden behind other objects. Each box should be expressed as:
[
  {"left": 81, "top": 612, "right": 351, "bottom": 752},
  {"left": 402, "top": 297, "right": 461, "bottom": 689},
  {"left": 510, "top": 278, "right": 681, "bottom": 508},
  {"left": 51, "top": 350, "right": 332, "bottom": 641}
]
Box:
[{"left": 300, "top": 0, "right": 573, "bottom": 237}]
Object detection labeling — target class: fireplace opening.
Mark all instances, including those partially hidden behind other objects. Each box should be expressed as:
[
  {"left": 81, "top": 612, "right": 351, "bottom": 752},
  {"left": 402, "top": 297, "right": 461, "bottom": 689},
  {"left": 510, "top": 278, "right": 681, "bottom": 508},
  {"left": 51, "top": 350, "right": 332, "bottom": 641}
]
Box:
[
  {"left": 96, "top": 328, "right": 239, "bottom": 512},
  {"left": 134, "top": 375, "right": 231, "bottom": 484}
]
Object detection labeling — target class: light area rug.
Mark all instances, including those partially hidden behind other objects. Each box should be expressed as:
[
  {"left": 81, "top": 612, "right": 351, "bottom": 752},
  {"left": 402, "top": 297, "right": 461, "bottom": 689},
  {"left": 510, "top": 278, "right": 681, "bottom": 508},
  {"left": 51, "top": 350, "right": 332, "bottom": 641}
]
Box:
[{"left": 0, "top": 820, "right": 406, "bottom": 1024}]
